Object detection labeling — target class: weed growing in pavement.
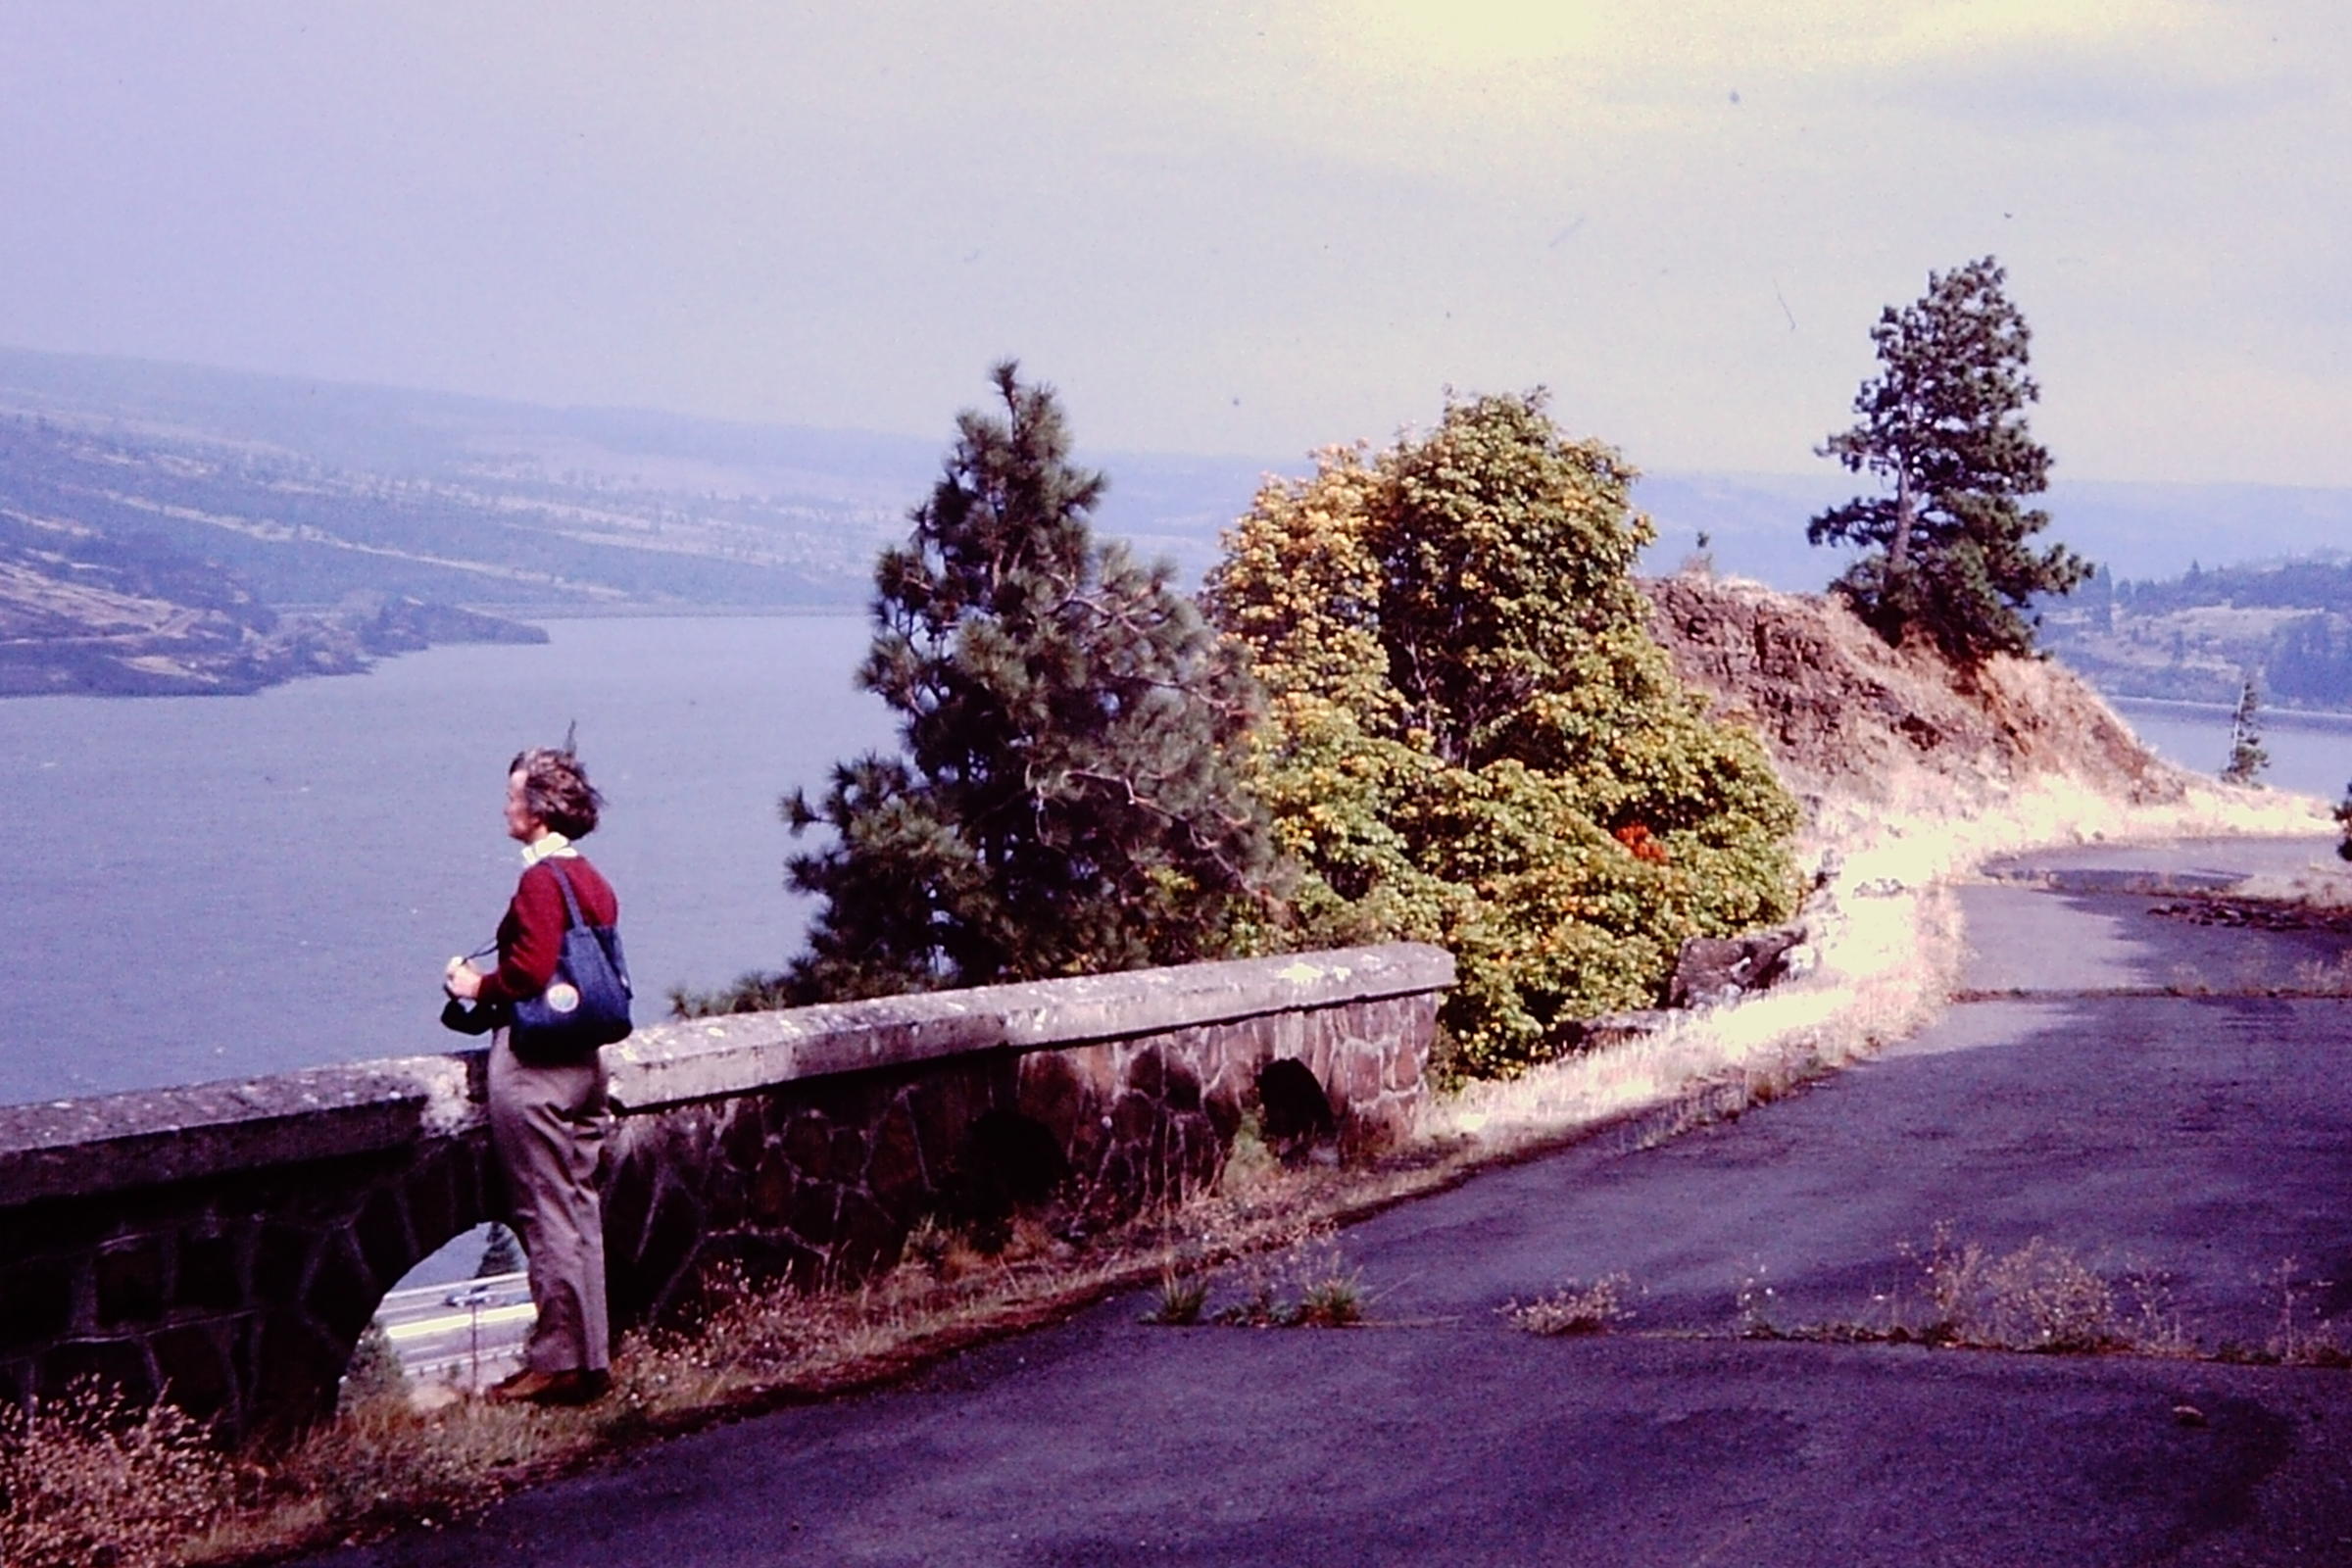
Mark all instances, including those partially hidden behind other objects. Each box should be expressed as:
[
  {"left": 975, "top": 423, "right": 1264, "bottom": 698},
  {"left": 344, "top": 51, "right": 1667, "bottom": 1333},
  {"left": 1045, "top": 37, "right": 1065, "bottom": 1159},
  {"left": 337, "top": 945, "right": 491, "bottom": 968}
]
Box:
[
  {"left": 2288, "top": 953, "right": 2352, "bottom": 996},
  {"left": 1198, "top": 1228, "right": 1368, "bottom": 1328},
  {"left": 2257, "top": 1258, "right": 2351, "bottom": 1367},
  {"left": 1292, "top": 1266, "right": 1368, "bottom": 1329},
  {"left": 1504, "top": 1275, "right": 1635, "bottom": 1337},
  {"left": 1145, "top": 1267, "right": 1209, "bottom": 1326},
  {"left": 1735, "top": 1263, "right": 1782, "bottom": 1339},
  {"left": 1754, "top": 1228, "right": 2187, "bottom": 1355}
]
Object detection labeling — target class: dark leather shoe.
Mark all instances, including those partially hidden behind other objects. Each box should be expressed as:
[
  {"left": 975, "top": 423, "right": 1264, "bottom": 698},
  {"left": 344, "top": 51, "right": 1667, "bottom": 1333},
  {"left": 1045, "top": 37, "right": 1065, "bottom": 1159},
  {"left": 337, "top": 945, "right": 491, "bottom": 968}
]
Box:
[{"left": 484, "top": 1367, "right": 612, "bottom": 1406}]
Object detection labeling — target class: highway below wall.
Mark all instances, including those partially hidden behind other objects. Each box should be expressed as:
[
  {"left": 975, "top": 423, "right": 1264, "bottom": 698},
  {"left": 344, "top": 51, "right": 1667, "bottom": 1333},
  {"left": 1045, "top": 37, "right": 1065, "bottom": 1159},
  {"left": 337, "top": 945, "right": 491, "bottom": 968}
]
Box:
[
  {"left": 375, "top": 1273, "right": 531, "bottom": 1395},
  {"left": 311, "top": 835, "right": 2352, "bottom": 1567}
]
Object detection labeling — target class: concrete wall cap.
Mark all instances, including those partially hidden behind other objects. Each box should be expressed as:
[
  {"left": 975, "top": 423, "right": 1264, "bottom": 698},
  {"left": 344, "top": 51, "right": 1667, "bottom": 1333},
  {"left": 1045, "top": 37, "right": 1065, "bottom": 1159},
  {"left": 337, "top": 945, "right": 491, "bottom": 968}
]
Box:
[{"left": 0, "top": 943, "right": 1453, "bottom": 1201}]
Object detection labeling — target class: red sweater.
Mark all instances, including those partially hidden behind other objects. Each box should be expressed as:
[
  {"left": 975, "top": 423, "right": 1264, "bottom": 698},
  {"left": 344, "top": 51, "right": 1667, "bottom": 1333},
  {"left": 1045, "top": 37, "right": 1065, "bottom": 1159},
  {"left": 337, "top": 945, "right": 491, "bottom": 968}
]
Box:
[{"left": 476, "top": 855, "right": 620, "bottom": 1007}]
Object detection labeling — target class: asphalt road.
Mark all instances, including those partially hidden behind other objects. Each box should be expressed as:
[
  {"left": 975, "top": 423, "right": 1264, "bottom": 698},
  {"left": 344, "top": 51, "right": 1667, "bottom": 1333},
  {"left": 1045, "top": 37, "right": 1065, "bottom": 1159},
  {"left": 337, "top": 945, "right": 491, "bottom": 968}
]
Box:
[{"left": 311, "top": 836, "right": 2352, "bottom": 1567}]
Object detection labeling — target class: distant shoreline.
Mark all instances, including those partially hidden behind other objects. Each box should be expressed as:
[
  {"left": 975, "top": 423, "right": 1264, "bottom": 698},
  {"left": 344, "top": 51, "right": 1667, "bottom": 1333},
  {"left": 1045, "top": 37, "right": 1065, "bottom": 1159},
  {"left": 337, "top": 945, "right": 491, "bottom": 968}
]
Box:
[
  {"left": 2110, "top": 694, "right": 2352, "bottom": 733},
  {"left": 440, "top": 601, "right": 866, "bottom": 622}
]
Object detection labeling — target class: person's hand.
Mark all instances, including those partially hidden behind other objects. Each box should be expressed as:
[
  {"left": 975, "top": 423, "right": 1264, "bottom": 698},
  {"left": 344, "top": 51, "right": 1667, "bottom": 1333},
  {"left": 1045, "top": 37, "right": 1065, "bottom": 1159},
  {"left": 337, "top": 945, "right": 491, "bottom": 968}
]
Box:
[{"left": 444, "top": 956, "right": 483, "bottom": 1001}]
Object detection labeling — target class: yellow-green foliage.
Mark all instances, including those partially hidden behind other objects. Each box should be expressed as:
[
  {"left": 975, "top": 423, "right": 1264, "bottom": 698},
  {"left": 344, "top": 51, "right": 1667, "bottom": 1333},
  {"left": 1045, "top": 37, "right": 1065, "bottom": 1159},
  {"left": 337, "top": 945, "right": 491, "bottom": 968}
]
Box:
[{"left": 1205, "top": 391, "right": 1800, "bottom": 1075}]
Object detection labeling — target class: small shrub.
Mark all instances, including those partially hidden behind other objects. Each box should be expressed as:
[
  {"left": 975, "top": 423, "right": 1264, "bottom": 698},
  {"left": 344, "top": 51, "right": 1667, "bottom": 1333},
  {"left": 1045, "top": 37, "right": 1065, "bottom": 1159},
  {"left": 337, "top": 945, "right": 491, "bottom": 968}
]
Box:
[
  {"left": 0, "top": 1380, "right": 235, "bottom": 1568},
  {"left": 1505, "top": 1274, "right": 1634, "bottom": 1337}
]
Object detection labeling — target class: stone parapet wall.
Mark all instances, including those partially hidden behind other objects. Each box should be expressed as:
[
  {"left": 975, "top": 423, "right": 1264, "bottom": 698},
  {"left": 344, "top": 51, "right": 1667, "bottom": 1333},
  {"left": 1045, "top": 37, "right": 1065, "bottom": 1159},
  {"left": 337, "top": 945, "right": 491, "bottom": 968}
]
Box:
[{"left": 0, "top": 944, "right": 1449, "bottom": 1440}]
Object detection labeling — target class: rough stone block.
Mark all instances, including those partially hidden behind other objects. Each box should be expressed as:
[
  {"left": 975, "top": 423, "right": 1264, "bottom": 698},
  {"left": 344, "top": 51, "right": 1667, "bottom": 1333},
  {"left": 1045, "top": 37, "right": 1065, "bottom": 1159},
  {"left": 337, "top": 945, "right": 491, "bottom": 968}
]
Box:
[
  {"left": 247, "top": 1315, "right": 344, "bottom": 1439},
  {"left": 354, "top": 1187, "right": 416, "bottom": 1295},
  {"left": 1016, "top": 1052, "right": 1092, "bottom": 1151},
  {"left": 864, "top": 1102, "right": 930, "bottom": 1206},
  {"left": 39, "top": 1337, "right": 156, "bottom": 1404},
  {"left": 93, "top": 1236, "right": 168, "bottom": 1329},
  {"left": 305, "top": 1234, "right": 379, "bottom": 1343},
  {"left": 400, "top": 1147, "right": 467, "bottom": 1263},
  {"left": 602, "top": 1153, "right": 658, "bottom": 1273},
  {"left": 254, "top": 1222, "right": 314, "bottom": 1303},
  {"left": 151, "top": 1322, "right": 234, "bottom": 1420},
  {"left": 0, "top": 1255, "right": 77, "bottom": 1353},
  {"left": 721, "top": 1104, "right": 769, "bottom": 1174},
  {"left": 782, "top": 1112, "right": 836, "bottom": 1183},
  {"left": 629, "top": 1180, "right": 705, "bottom": 1322},
  {"left": 784, "top": 1184, "right": 842, "bottom": 1251},
  {"left": 747, "top": 1153, "right": 795, "bottom": 1227}
]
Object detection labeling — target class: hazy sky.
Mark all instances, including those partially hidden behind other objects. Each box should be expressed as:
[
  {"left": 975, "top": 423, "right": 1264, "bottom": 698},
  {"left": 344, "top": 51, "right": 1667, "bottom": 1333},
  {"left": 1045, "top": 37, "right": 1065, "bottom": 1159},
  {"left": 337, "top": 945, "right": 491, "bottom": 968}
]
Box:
[{"left": 3, "top": 1, "right": 2346, "bottom": 484}]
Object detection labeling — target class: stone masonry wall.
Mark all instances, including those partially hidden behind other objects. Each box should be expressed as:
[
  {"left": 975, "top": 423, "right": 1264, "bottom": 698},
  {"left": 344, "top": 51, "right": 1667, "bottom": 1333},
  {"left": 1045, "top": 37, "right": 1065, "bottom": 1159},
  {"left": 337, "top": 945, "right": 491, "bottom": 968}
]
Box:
[{"left": 0, "top": 944, "right": 1449, "bottom": 1442}]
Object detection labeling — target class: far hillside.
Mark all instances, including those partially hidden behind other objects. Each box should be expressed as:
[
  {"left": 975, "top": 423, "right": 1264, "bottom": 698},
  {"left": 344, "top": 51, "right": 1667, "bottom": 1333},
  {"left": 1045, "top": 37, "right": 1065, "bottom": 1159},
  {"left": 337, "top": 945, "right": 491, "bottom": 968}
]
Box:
[
  {"left": 9, "top": 343, "right": 2352, "bottom": 702},
  {"left": 2040, "top": 557, "right": 2352, "bottom": 710}
]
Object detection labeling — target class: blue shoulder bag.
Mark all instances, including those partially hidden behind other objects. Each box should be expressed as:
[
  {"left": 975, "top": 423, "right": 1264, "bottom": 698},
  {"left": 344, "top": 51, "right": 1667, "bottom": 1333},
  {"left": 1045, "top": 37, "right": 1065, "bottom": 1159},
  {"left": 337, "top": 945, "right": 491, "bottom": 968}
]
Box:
[{"left": 508, "top": 861, "right": 634, "bottom": 1064}]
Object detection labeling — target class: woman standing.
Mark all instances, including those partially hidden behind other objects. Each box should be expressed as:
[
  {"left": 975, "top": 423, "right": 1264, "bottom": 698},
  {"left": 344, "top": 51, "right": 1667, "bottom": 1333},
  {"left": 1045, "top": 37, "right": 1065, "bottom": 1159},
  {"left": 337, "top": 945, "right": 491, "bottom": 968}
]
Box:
[{"left": 444, "top": 746, "right": 619, "bottom": 1406}]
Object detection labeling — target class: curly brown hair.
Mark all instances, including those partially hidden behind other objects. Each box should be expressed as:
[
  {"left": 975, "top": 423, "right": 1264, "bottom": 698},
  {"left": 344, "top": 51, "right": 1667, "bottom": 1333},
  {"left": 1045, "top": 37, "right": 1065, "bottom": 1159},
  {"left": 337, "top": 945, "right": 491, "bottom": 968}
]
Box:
[{"left": 510, "top": 746, "right": 604, "bottom": 839}]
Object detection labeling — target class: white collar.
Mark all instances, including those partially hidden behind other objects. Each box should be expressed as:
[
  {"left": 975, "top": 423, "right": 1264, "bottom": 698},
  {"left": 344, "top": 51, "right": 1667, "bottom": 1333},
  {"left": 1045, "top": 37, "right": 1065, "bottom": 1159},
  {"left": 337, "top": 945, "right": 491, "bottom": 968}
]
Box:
[{"left": 519, "top": 831, "right": 577, "bottom": 866}]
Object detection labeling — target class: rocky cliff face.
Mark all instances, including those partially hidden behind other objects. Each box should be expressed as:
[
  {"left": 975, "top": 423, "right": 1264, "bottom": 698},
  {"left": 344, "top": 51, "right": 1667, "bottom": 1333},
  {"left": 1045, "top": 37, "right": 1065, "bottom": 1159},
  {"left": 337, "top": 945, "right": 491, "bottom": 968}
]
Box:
[{"left": 1641, "top": 571, "right": 2184, "bottom": 811}]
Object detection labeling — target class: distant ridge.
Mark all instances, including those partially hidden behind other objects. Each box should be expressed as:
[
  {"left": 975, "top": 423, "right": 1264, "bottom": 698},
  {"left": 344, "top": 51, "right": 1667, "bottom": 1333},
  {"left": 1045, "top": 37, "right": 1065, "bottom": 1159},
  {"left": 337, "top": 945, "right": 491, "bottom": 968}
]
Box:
[{"left": 4, "top": 342, "right": 2345, "bottom": 623}]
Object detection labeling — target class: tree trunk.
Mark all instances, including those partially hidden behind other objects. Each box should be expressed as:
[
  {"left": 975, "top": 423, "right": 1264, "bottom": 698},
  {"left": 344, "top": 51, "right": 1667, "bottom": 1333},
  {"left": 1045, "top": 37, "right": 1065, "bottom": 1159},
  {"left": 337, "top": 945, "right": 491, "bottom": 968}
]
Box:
[{"left": 1888, "top": 463, "right": 1914, "bottom": 575}]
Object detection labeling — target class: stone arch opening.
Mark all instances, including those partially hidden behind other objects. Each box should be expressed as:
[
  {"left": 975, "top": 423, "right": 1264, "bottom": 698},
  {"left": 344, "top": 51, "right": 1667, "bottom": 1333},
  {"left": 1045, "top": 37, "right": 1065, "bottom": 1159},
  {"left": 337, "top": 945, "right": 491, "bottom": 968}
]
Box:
[{"left": 1255, "top": 1057, "right": 1337, "bottom": 1163}]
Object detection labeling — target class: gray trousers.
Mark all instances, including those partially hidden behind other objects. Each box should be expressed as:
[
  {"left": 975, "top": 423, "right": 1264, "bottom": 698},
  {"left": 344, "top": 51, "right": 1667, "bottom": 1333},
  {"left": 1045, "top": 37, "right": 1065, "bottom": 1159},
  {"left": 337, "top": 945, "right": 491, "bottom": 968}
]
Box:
[{"left": 487, "top": 1036, "right": 612, "bottom": 1374}]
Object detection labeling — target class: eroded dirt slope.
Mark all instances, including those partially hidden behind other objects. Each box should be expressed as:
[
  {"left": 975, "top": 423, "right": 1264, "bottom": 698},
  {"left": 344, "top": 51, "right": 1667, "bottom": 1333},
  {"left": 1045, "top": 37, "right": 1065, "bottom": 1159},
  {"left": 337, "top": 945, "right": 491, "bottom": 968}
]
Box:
[{"left": 1642, "top": 571, "right": 2185, "bottom": 811}]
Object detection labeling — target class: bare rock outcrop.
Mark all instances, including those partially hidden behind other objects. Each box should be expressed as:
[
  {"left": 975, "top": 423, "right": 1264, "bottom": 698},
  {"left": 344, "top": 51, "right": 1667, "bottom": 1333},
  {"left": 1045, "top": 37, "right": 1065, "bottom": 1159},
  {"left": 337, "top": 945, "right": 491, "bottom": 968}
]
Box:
[{"left": 1640, "top": 571, "right": 2185, "bottom": 809}]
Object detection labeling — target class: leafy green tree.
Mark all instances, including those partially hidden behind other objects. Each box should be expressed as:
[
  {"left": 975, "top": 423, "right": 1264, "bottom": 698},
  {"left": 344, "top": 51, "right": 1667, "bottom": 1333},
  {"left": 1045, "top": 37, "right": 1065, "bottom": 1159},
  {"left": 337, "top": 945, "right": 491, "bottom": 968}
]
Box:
[
  {"left": 728, "top": 363, "right": 1273, "bottom": 1005},
  {"left": 1809, "top": 256, "right": 2089, "bottom": 664},
  {"left": 1206, "top": 391, "right": 1801, "bottom": 1076}
]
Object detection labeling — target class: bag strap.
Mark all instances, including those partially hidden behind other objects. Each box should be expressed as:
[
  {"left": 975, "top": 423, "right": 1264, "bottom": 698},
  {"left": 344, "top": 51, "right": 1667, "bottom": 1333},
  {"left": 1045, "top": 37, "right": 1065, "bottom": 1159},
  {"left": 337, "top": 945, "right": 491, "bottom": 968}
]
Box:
[
  {"left": 542, "top": 860, "right": 590, "bottom": 929},
  {"left": 541, "top": 860, "right": 627, "bottom": 984}
]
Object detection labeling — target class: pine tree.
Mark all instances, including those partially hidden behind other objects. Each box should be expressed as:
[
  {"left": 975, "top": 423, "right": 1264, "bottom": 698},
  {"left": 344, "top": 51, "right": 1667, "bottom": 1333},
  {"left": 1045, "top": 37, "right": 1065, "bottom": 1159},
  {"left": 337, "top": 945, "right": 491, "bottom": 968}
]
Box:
[
  {"left": 2223, "top": 676, "right": 2269, "bottom": 784},
  {"left": 475, "top": 1221, "right": 523, "bottom": 1277},
  {"left": 769, "top": 363, "right": 1274, "bottom": 1002},
  {"left": 1809, "top": 256, "right": 2090, "bottom": 664}
]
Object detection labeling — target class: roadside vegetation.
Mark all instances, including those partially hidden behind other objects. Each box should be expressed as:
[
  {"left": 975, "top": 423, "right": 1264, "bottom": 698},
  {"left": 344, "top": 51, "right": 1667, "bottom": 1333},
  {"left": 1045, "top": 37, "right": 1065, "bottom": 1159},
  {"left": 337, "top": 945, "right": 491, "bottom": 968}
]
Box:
[
  {"left": 1203, "top": 390, "right": 1802, "bottom": 1075},
  {"left": 12, "top": 328, "right": 2340, "bottom": 1563}
]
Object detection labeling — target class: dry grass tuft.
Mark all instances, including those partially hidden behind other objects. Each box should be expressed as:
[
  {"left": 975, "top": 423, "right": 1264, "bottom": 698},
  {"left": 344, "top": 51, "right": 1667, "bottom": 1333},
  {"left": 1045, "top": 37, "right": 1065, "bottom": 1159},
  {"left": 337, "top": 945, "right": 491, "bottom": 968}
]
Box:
[
  {"left": 2256, "top": 1258, "right": 2352, "bottom": 1368},
  {"left": 1908, "top": 1232, "right": 2173, "bottom": 1353},
  {"left": 1205, "top": 1228, "right": 1367, "bottom": 1328},
  {"left": 1756, "top": 1227, "right": 2188, "bottom": 1357},
  {"left": 1504, "top": 1275, "right": 1635, "bottom": 1337},
  {"left": 0, "top": 1381, "right": 237, "bottom": 1568}
]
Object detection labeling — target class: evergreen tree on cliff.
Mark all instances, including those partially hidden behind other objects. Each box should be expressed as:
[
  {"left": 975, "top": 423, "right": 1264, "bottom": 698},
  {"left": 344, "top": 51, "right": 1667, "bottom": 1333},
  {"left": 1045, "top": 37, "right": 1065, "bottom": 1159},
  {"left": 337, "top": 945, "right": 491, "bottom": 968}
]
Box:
[
  {"left": 769, "top": 362, "right": 1273, "bottom": 1003},
  {"left": 1809, "top": 256, "right": 2089, "bottom": 665}
]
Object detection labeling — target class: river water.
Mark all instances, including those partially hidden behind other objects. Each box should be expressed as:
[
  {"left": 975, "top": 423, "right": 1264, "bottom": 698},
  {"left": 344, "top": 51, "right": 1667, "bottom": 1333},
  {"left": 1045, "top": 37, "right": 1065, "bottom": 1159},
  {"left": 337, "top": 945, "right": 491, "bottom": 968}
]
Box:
[
  {"left": 0, "top": 615, "right": 890, "bottom": 1106},
  {"left": 2111, "top": 696, "right": 2352, "bottom": 804},
  {"left": 5, "top": 625, "right": 2345, "bottom": 1112}
]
